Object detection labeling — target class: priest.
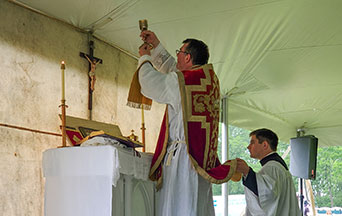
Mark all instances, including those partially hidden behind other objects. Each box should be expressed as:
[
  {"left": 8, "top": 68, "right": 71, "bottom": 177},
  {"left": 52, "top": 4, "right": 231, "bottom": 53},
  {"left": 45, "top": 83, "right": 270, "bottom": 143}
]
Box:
[
  {"left": 134, "top": 30, "right": 238, "bottom": 216},
  {"left": 236, "top": 128, "right": 301, "bottom": 216}
]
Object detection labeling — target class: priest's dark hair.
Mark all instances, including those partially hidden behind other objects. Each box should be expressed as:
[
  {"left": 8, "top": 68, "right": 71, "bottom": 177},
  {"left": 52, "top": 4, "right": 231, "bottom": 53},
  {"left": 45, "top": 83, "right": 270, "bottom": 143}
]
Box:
[
  {"left": 183, "top": 38, "right": 209, "bottom": 66},
  {"left": 250, "top": 128, "right": 279, "bottom": 151}
]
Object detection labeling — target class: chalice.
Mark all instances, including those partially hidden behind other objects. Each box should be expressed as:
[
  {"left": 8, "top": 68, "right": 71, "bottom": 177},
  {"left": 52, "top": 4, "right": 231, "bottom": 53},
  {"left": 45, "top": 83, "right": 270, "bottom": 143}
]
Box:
[{"left": 139, "top": 19, "right": 152, "bottom": 49}]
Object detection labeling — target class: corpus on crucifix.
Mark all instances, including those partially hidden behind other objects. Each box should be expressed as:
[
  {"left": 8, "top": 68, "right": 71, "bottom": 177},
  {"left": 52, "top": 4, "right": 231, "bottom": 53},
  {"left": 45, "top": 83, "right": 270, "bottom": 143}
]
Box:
[
  {"left": 80, "top": 39, "right": 103, "bottom": 120},
  {"left": 84, "top": 54, "right": 101, "bottom": 91}
]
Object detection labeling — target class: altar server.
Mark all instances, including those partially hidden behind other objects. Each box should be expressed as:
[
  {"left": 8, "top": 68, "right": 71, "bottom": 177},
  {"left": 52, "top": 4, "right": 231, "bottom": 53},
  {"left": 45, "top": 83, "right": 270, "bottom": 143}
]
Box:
[{"left": 236, "top": 128, "right": 301, "bottom": 216}]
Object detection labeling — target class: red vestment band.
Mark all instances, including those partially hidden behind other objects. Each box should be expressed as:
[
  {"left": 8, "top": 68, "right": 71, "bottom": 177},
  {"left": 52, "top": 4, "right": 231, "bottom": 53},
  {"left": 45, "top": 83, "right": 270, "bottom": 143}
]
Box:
[{"left": 149, "top": 64, "right": 237, "bottom": 189}]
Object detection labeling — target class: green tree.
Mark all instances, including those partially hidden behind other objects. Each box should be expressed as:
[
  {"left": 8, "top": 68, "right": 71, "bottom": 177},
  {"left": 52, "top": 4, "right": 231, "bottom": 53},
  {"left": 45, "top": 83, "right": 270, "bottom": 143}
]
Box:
[{"left": 311, "top": 146, "right": 342, "bottom": 207}]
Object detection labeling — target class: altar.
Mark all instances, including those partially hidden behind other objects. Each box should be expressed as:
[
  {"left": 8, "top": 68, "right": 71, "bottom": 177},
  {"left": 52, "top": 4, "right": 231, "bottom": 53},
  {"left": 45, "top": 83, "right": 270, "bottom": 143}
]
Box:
[{"left": 42, "top": 144, "right": 157, "bottom": 216}]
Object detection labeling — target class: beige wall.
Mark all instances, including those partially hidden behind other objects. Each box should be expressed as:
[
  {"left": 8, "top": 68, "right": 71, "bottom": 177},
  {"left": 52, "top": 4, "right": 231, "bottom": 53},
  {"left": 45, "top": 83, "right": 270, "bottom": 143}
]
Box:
[{"left": 0, "top": 1, "right": 164, "bottom": 215}]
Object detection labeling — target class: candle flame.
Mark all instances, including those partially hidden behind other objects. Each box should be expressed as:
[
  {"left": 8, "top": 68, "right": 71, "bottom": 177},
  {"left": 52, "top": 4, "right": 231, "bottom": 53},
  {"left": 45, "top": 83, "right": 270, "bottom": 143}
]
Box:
[{"left": 61, "top": 61, "right": 66, "bottom": 69}]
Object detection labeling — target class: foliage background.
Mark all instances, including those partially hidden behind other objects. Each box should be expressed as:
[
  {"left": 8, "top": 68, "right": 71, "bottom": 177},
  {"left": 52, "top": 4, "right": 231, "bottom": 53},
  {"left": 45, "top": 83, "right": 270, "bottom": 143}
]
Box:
[{"left": 212, "top": 125, "right": 342, "bottom": 208}]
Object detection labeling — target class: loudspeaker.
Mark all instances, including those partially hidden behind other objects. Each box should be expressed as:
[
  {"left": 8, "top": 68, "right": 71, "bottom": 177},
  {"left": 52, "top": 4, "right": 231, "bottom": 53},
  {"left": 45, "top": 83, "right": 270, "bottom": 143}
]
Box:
[{"left": 289, "top": 135, "right": 318, "bottom": 179}]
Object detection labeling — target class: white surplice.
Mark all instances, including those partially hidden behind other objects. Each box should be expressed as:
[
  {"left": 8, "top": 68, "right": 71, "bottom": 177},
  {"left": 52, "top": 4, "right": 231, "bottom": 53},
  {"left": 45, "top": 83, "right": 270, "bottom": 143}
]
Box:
[
  {"left": 244, "top": 161, "right": 301, "bottom": 216},
  {"left": 138, "top": 43, "right": 215, "bottom": 216}
]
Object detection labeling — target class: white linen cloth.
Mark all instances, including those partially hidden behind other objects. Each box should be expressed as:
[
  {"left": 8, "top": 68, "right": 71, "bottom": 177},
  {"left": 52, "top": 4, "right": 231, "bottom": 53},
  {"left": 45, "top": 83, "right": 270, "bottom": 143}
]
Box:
[
  {"left": 42, "top": 145, "right": 153, "bottom": 216},
  {"left": 138, "top": 43, "right": 215, "bottom": 216},
  {"left": 80, "top": 137, "right": 152, "bottom": 182},
  {"left": 244, "top": 161, "right": 301, "bottom": 216}
]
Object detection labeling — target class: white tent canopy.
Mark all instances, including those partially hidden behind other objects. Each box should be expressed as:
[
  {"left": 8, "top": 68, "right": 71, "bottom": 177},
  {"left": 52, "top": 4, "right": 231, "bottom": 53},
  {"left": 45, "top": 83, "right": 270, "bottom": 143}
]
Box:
[{"left": 11, "top": 0, "right": 342, "bottom": 147}]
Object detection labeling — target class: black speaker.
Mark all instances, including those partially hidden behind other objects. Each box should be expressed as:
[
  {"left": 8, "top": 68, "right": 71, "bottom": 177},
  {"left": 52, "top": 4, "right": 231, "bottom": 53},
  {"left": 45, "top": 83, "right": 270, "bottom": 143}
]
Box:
[{"left": 289, "top": 135, "right": 318, "bottom": 180}]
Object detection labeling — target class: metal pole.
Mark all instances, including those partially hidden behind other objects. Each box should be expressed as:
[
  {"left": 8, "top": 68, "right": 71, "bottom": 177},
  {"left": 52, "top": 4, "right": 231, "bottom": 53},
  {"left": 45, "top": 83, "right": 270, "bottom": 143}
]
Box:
[
  {"left": 297, "top": 128, "right": 305, "bottom": 216},
  {"left": 221, "top": 97, "right": 229, "bottom": 216},
  {"left": 300, "top": 178, "right": 304, "bottom": 215}
]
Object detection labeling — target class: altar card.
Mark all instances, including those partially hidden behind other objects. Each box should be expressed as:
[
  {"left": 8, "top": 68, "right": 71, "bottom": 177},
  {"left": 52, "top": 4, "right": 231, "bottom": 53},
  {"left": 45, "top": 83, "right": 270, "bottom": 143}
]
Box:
[{"left": 60, "top": 115, "right": 122, "bottom": 146}]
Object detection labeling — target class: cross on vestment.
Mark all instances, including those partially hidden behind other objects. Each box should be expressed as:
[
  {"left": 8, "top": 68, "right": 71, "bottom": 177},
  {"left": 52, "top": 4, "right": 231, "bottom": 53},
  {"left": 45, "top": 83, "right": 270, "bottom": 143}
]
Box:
[{"left": 80, "top": 40, "right": 103, "bottom": 120}]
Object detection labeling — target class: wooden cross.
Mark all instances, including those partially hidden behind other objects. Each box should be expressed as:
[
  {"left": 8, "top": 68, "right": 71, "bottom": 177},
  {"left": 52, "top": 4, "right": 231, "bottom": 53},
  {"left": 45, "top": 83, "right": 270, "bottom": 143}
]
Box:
[{"left": 80, "top": 40, "right": 103, "bottom": 120}]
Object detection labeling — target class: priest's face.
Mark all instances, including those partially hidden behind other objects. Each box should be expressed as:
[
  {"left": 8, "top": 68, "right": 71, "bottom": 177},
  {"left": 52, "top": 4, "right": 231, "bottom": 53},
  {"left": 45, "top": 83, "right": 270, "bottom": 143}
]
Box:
[
  {"left": 176, "top": 43, "right": 192, "bottom": 71},
  {"left": 247, "top": 135, "right": 264, "bottom": 160}
]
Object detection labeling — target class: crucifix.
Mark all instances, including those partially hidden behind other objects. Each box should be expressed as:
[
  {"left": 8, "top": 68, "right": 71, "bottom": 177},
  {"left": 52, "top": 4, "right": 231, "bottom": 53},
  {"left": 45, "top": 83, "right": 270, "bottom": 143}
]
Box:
[{"left": 80, "top": 39, "right": 103, "bottom": 120}]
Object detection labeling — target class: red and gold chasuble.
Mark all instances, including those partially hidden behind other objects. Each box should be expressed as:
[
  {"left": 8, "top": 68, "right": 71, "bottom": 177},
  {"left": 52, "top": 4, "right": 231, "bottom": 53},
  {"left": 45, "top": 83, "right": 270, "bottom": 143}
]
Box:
[{"left": 149, "top": 64, "right": 237, "bottom": 188}]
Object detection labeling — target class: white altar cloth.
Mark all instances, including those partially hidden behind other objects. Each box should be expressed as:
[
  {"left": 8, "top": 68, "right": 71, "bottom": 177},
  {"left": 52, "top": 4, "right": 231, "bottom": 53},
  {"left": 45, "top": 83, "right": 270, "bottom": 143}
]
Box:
[{"left": 42, "top": 145, "right": 153, "bottom": 216}]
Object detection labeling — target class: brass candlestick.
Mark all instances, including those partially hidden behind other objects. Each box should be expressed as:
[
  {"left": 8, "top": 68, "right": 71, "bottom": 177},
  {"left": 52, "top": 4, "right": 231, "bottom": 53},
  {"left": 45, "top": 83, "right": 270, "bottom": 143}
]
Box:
[
  {"left": 59, "top": 61, "right": 68, "bottom": 148},
  {"left": 138, "top": 20, "right": 148, "bottom": 152}
]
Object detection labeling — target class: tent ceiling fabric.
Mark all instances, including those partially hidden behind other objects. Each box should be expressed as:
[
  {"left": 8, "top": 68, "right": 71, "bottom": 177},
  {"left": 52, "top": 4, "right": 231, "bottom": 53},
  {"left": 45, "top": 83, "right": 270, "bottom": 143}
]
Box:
[{"left": 12, "top": 0, "right": 342, "bottom": 147}]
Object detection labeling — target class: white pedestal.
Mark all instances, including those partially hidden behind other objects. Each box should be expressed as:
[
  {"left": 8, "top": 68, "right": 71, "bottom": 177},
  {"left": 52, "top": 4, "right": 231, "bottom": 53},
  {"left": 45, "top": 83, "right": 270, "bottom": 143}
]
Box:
[{"left": 43, "top": 146, "right": 156, "bottom": 216}]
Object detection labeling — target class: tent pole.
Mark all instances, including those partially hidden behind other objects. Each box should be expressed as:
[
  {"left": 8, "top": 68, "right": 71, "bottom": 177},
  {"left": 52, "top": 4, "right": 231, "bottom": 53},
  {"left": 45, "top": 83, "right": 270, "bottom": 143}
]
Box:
[
  {"left": 221, "top": 97, "right": 229, "bottom": 216},
  {"left": 305, "top": 179, "right": 317, "bottom": 216}
]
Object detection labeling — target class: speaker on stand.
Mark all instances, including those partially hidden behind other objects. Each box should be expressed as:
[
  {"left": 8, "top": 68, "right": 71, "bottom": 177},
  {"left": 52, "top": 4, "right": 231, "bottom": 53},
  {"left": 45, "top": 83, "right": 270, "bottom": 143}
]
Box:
[{"left": 289, "top": 133, "right": 318, "bottom": 215}]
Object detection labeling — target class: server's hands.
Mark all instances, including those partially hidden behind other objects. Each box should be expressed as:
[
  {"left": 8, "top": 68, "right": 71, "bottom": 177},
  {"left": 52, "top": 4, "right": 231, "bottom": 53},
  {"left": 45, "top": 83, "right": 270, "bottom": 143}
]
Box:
[{"left": 236, "top": 158, "right": 250, "bottom": 177}]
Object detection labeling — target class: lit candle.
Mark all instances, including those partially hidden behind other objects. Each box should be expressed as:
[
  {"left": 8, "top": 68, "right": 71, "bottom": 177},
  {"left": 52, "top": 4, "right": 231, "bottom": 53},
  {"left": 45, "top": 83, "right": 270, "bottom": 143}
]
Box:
[{"left": 61, "top": 61, "right": 66, "bottom": 100}]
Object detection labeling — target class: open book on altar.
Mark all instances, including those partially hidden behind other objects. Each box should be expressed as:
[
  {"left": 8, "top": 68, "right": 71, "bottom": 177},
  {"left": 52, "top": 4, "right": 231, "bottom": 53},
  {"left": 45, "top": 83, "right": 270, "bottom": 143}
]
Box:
[
  {"left": 61, "top": 115, "right": 143, "bottom": 148},
  {"left": 78, "top": 130, "right": 144, "bottom": 148}
]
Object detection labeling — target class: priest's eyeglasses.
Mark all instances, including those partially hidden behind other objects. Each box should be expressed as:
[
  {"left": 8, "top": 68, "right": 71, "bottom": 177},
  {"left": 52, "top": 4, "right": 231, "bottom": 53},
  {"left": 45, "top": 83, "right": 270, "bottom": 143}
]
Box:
[{"left": 176, "top": 49, "right": 189, "bottom": 55}]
